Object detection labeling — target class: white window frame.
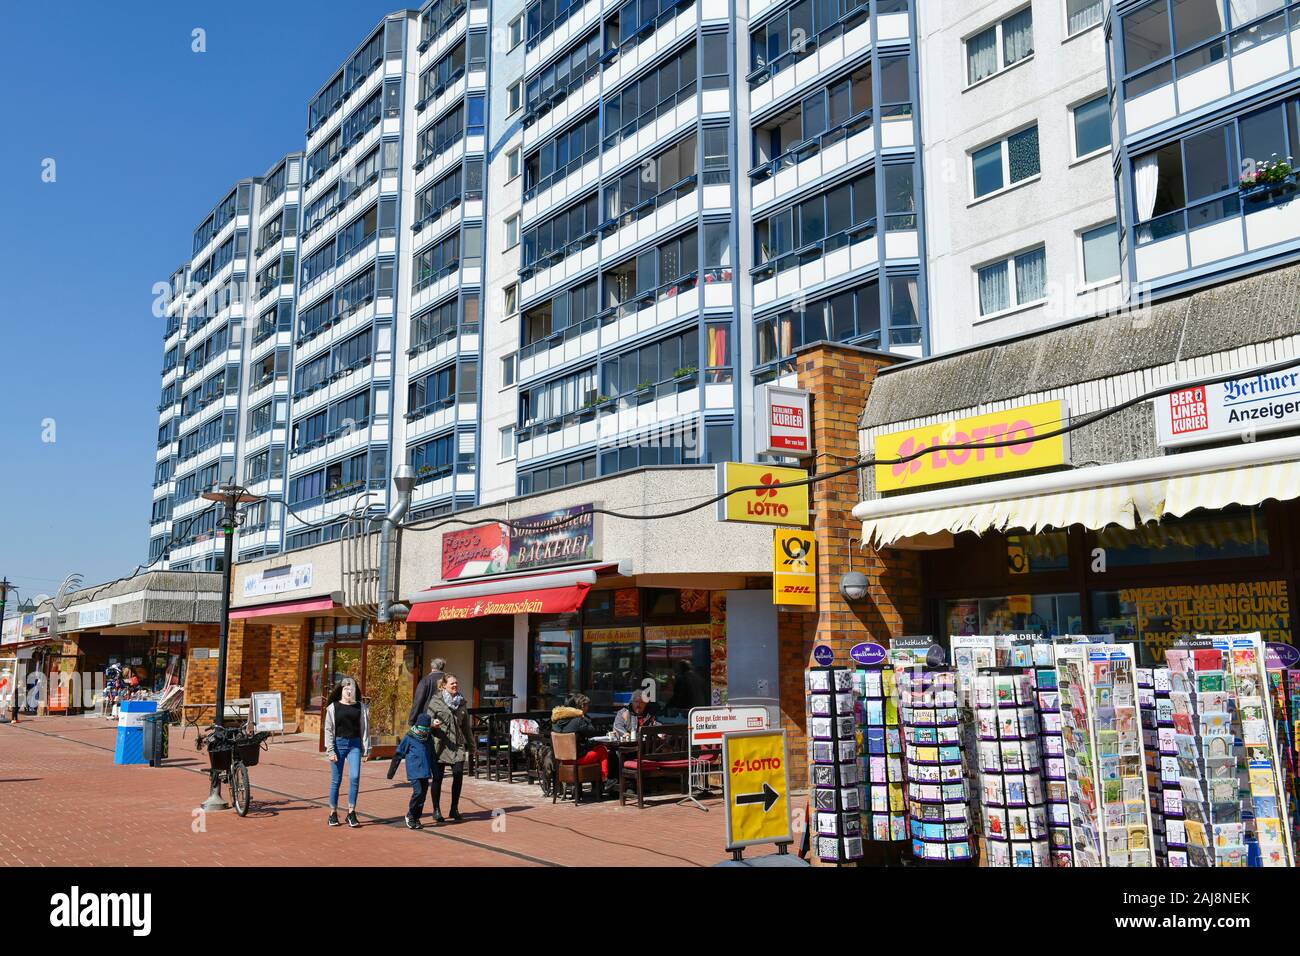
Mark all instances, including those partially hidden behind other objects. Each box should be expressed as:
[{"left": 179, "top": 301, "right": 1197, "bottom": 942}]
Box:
[
  {"left": 501, "top": 354, "right": 516, "bottom": 387},
  {"left": 508, "top": 81, "right": 522, "bottom": 115},
  {"left": 968, "top": 123, "right": 1041, "bottom": 204},
  {"left": 504, "top": 214, "right": 519, "bottom": 250},
  {"left": 974, "top": 244, "right": 1048, "bottom": 320},
  {"left": 499, "top": 425, "right": 516, "bottom": 461},
  {"left": 503, "top": 282, "right": 518, "bottom": 317},
  {"left": 506, "top": 146, "right": 521, "bottom": 181},
  {"left": 1063, "top": 0, "right": 1105, "bottom": 39},
  {"left": 1069, "top": 92, "right": 1111, "bottom": 163},
  {"left": 509, "top": 15, "right": 524, "bottom": 49},
  {"left": 1076, "top": 220, "right": 1121, "bottom": 291},
  {"left": 963, "top": 5, "right": 1034, "bottom": 91}
]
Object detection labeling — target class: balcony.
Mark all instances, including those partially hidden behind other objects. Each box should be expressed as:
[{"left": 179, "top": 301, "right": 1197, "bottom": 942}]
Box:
[
  {"left": 522, "top": 152, "right": 600, "bottom": 227},
  {"left": 601, "top": 0, "right": 698, "bottom": 92},
  {"left": 523, "top": 67, "right": 602, "bottom": 150},
  {"left": 751, "top": 113, "right": 875, "bottom": 210},
  {"left": 1122, "top": 10, "right": 1300, "bottom": 137},
  {"left": 748, "top": 13, "right": 873, "bottom": 114},
  {"left": 1132, "top": 182, "right": 1300, "bottom": 285},
  {"left": 524, "top": 0, "right": 602, "bottom": 77},
  {"left": 752, "top": 224, "right": 883, "bottom": 309}
]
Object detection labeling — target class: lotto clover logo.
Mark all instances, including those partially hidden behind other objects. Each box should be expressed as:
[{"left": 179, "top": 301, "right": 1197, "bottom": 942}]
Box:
[
  {"left": 731, "top": 758, "right": 745, "bottom": 774},
  {"left": 756, "top": 473, "right": 779, "bottom": 497}
]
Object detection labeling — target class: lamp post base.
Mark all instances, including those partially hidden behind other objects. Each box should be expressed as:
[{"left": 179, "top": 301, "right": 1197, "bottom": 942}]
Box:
[{"left": 201, "top": 770, "right": 230, "bottom": 812}]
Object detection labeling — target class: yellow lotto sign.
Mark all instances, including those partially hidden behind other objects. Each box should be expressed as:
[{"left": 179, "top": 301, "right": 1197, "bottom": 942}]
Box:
[
  {"left": 717, "top": 462, "right": 810, "bottom": 527},
  {"left": 874, "top": 399, "right": 1069, "bottom": 492},
  {"left": 723, "top": 729, "right": 793, "bottom": 851},
  {"left": 773, "top": 528, "right": 816, "bottom": 607}
]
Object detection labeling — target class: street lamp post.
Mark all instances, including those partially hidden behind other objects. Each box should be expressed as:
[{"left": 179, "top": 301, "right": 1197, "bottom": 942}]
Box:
[{"left": 198, "top": 483, "right": 263, "bottom": 812}]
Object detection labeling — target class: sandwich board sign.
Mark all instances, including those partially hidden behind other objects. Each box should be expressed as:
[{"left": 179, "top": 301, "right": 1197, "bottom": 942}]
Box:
[
  {"left": 250, "top": 691, "right": 284, "bottom": 733},
  {"left": 722, "top": 728, "right": 793, "bottom": 855}
]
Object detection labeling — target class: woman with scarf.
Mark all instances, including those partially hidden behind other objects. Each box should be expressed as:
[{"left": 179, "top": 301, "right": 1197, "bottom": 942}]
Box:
[{"left": 426, "top": 674, "right": 473, "bottom": 823}]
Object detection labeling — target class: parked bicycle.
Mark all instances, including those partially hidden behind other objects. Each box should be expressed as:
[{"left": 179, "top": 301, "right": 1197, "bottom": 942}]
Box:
[{"left": 197, "top": 723, "right": 272, "bottom": 816}]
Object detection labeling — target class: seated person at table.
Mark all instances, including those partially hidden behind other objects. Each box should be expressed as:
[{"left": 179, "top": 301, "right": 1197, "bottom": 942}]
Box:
[
  {"left": 551, "top": 694, "right": 609, "bottom": 779},
  {"left": 612, "top": 690, "right": 655, "bottom": 739}
]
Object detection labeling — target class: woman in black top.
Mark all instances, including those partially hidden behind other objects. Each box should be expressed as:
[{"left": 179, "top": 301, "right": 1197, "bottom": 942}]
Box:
[{"left": 324, "top": 677, "right": 370, "bottom": 827}]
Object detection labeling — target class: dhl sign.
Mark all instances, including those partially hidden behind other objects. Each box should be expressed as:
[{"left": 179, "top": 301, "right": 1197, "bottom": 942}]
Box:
[
  {"left": 873, "top": 400, "right": 1070, "bottom": 492},
  {"left": 773, "top": 528, "right": 816, "bottom": 607}
]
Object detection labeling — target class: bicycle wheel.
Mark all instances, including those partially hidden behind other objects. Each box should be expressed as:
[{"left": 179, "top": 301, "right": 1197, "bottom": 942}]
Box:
[{"left": 229, "top": 760, "right": 251, "bottom": 817}]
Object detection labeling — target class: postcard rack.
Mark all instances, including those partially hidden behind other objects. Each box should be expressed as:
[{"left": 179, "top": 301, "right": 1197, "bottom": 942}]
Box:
[
  {"left": 808, "top": 665, "right": 865, "bottom": 865},
  {"left": 1056, "top": 642, "right": 1155, "bottom": 867},
  {"left": 972, "top": 669, "right": 1050, "bottom": 866},
  {"left": 896, "top": 666, "right": 974, "bottom": 864},
  {"left": 1137, "top": 666, "right": 1168, "bottom": 865},
  {"left": 853, "top": 661, "right": 908, "bottom": 847}
]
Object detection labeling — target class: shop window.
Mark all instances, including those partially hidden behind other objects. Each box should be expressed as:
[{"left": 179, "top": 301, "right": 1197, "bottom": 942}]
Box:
[
  {"left": 644, "top": 623, "right": 711, "bottom": 714},
  {"left": 1088, "top": 508, "right": 1269, "bottom": 568},
  {"left": 1092, "top": 578, "right": 1290, "bottom": 665},
  {"left": 642, "top": 587, "right": 709, "bottom": 622},
  {"left": 1005, "top": 531, "right": 1070, "bottom": 574},
  {"left": 942, "top": 593, "right": 1083, "bottom": 640},
  {"left": 582, "top": 626, "right": 643, "bottom": 710}
]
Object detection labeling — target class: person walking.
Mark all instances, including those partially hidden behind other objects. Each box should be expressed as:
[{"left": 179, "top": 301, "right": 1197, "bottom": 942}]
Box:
[
  {"left": 324, "top": 676, "right": 370, "bottom": 828},
  {"left": 387, "top": 712, "right": 436, "bottom": 829},
  {"left": 427, "top": 674, "right": 472, "bottom": 823},
  {"left": 408, "top": 657, "right": 447, "bottom": 725}
]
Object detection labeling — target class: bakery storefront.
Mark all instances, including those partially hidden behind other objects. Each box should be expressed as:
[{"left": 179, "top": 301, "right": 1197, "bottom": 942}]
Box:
[
  {"left": 400, "top": 467, "right": 777, "bottom": 719},
  {"left": 854, "top": 267, "right": 1300, "bottom": 665}
]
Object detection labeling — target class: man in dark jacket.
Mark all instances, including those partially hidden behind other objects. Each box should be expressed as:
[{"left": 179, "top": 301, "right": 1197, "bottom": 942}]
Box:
[{"left": 408, "top": 657, "right": 447, "bottom": 725}]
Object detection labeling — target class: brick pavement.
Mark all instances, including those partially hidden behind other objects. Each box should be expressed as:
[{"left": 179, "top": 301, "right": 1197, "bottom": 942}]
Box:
[{"left": 0, "top": 716, "right": 805, "bottom": 867}]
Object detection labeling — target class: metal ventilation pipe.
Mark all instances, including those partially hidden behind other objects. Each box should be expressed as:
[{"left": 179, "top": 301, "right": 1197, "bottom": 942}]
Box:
[{"left": 377, "top": 464, "right": 416, "bottom": 623}]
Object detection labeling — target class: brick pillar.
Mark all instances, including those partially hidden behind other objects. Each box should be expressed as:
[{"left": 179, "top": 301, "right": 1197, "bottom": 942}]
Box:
[
  {"left": 776, "top": 343, "right": 925, "bottom": 789},
  {"left": 223, "top": 619, "right": 248, "bottom": 699},
  {"left": 183, "top": 624, "right": 221, "bottom": 707}
]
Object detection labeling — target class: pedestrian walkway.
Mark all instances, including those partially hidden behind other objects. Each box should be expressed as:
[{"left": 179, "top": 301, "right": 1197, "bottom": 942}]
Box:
[{"left": 0, "top": 717, "right": 801, "bottom": 867}]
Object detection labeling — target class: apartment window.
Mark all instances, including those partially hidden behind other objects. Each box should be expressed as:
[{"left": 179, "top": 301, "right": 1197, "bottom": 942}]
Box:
[
  {"left": 966, "top": 6, "right": 1034, "bottom": 86},
  {"left": 1072, "top": 95, "right": 1111, "bottom": 158},
  {"left": 504, "top": 283, "right": 518, "bottom": 316},
  {"left": 1065, "top": 0, "right": 1104, "bottom": 36},
  {"left": 971, "top": 125, "right": 1040, "bottom": 199},
  {"left": 977, "top": 246, "right": 1047, "bottom": 316},
  {"left": 499, "top": 425, "right": 516, "bottom": 460},
  {"left": 505, "top": 214, "right": 519, "bottom": 249},
  {"left": 507, "top": 147, "right": 521, "bottom": 181},
  {"left": 509, "top": 15, "right": 524, "bottom": 48},
  {"left": 1080, "top": 222, "right": 1120, "bottom": 285},
  {"left": 502, "top": 354, "right": 516, "bottom": 387},
  {"left": 508, "top": 81, "right": 522, "bottom": 114}
]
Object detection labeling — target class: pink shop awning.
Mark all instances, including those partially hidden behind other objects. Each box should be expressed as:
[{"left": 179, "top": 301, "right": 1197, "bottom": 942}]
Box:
[{"left": 229, "top": 596, "right": 338, "bottom": 620}]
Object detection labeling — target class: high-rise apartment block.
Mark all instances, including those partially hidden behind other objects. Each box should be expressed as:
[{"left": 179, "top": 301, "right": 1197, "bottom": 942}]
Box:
[{"left": 148, "top": 0, "right": 1300, "bottom": 565}]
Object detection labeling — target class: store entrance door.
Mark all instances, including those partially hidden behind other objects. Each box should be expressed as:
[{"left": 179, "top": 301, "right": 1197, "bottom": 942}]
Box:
[
  {"left": 424, "top": 639, "right": 477, "bottom": 704},
  {"left": 317, "top": 642, "right": 364, "bottom": 753}
]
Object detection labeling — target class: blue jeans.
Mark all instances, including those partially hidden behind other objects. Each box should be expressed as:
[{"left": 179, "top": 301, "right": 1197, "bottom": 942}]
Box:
[{"left": 330, "top": 737, "right": 363, "bottom": 808}]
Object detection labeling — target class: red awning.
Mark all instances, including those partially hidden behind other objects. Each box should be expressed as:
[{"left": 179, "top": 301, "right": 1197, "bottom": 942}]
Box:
[
  {"left": 229, "top": 596, "right": 337, "bottom": 620},
  {"left": 407, "top": 582, "right": 590, "bottom": 623}
]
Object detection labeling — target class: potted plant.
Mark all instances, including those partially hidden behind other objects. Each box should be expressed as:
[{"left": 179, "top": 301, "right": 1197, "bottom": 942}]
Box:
[{"left": 1240, "top": 154, "right": 1296, "bottom": 200}]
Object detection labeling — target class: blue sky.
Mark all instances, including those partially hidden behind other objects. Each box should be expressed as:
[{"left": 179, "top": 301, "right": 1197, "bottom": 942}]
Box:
[{"left": 0, "top": 1, "right": 396, "bottom": 599}]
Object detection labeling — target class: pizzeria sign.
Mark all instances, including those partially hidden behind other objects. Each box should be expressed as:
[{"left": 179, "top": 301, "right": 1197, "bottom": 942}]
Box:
[{"left": 441, "top": 504, "right": 597, "bottom": 581}]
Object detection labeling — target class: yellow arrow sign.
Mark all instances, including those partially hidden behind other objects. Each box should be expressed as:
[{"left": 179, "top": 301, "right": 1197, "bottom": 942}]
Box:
[{"left": 723, "top": 729, "right": 793, "bottom": 851}]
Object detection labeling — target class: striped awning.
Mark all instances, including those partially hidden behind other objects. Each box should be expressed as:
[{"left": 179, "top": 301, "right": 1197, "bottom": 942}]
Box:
[
  {"left": 857, "top": 451, "right": 1300, "bottom": 550},
  {"left": 861, "top": 480, "right": 1167, "bottom": 548}
]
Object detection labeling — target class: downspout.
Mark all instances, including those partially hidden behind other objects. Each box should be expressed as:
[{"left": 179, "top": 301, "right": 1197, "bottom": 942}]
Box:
[{"left": 377, "top": 464, "right": 416, "bottom": 622}]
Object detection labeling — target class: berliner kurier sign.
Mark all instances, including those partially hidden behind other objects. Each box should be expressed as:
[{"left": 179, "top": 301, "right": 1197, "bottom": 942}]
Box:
[{"left": 1155, "top": 369, "right": 1300, "bottom": 448}]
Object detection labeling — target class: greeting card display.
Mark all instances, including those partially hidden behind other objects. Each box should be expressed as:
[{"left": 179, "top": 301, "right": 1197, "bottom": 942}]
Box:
[
  {"left": 896, "top": 666, "right": 974, "bottom": 864},
  {"left": 1031, "top": 658, "right": 1075, "bottom": 867},
  {"left": 1056, "top": 643, "right": 1154, "bottom": 867},
  {"left": 853, "top": 659, "right": 908, "bottom": 845},
  {"left": 972, "top": 669, "right": 1050, "bottom": 866},
  {"left": 807, "top": 665, "right": 866, "bottom": 865},
  {"left": 1138, "top": 667, "right": 1174, "bottom": 864},
  {"left": 1165, "top": 634, "right": 1294, "bottom": 867}
]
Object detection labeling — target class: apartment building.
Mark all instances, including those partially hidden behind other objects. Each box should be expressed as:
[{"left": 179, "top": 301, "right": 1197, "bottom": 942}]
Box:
[
  {"left": 1112, "top": 0, "right": 1300, "bottom": 296},
  {"left": 918, "top": 0, "right": 1118, "bottom": 352}
]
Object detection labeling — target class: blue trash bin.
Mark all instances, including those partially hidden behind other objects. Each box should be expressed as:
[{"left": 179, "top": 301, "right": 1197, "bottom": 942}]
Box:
[{"left": 115, "top": 700, "right": 158, "bottom": 765}]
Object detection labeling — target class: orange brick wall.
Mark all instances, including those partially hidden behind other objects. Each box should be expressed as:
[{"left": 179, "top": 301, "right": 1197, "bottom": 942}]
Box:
[{"left": 777, "top": 344, "right": 925, "bottom": 788}]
